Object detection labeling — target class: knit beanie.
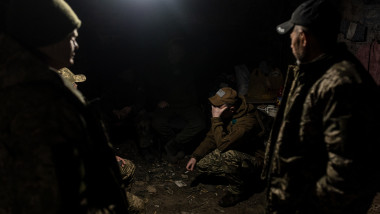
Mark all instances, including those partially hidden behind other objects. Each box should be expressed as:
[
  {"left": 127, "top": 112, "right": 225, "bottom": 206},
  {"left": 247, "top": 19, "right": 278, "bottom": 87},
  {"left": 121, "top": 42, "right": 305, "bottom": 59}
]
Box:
[{"left": 5, "top": 0, "right": 81, "bottom": 47}]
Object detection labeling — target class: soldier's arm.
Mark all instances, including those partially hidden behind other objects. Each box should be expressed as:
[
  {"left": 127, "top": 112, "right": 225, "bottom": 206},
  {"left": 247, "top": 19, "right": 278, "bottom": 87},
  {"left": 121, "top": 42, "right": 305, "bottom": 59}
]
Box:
[
  {"left": 307, "top": 66, "right": 379, "bottom": 207},
  {"left": 212, "top": 113, "right": 257, "bottom": 152},
  {"left": 3, "top": 89, "right": 86, "bottom": 213},
  {"left": 191, "top": 130, "right": 216, "bottom": 160}
]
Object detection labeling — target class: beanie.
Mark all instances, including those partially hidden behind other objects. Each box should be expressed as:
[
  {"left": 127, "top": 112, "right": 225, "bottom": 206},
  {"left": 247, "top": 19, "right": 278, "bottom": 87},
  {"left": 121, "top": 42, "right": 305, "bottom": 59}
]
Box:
[{"left": 5, "top": 0, "right": 81, "bottom": 47}]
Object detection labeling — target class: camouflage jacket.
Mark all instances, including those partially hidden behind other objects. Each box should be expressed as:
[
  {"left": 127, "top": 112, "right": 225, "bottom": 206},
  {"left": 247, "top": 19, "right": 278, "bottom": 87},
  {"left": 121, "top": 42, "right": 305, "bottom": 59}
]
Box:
[
  {"left": 192, "top": 96, "right": 262, "bottom": 160},
  {"left": 262, "top": 44, "right": 380, "bottom": 213},
  {"left": 0, "top": 35, "right": 128, "bottom": 213}
]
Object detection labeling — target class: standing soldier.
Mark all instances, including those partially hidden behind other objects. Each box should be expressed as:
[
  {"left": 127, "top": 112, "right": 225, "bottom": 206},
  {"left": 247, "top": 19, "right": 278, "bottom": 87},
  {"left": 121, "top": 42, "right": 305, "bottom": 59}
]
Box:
[
  {"left": 262, "top": 0, "right": 380, "bottom": 213},
  {"left": 0, "top": 0, "right": 131, "bottom": 213}
]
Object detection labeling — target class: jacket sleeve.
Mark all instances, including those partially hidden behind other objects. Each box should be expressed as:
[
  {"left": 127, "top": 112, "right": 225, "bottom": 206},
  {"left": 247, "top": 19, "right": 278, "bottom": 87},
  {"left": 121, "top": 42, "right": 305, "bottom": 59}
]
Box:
[
  {"left": 212, "top": 113, "right": 257, "bottom": 152},
  {"left": 192, "top": 111, "right": 258, "bottom": 160},
  {"left": 191, "top": 129, "right": 216, "bottom": 160},
  {"left": 303, "top": 66, "right": 380, "bottom": 209},
  {"left": 0, "top": 88, "right": 87, "bottom": 213}
]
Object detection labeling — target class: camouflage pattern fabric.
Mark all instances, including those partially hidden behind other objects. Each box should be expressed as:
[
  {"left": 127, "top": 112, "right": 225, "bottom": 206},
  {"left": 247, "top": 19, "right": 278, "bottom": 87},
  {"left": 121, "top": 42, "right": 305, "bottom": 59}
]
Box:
[
  {"left": 192, "top": 96, "right": 262, "bottom": 160},
  {"left": 126, "top": 192, "right": 145, "bottom": 214},
  {"left": 197, "top": 149, "right": 263, "bottom": 194},
  {"left": 119, "top": 158, "right": 136, "bottom": 190},
  {"left": 262, "top": 45, "right": 380, "bottom": 213},
  {"left": 0, "top": 34, "right": 128, "bottom": 213},
  {"left": 118, "top": 158, "right": 146, "bottom": 213}
]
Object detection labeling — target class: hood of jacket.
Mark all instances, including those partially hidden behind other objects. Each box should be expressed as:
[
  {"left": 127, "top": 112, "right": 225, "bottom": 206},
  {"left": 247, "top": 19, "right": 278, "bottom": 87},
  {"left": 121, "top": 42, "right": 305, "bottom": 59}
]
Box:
[{"left": 233, "top": 95, "right": 255, "bottom": 119}]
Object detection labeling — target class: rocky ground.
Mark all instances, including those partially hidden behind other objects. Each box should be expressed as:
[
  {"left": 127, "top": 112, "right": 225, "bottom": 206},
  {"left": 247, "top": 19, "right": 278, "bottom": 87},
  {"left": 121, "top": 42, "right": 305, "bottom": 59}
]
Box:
[{"left": 114, "top": 139, "right": 380, "bottom": 214}]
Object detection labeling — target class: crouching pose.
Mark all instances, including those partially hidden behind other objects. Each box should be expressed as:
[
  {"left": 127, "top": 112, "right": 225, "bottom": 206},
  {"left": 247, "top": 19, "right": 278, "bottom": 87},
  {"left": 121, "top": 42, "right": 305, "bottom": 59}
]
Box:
[{"left": 186, "top": 87, "right": 266, "bottom": 207}]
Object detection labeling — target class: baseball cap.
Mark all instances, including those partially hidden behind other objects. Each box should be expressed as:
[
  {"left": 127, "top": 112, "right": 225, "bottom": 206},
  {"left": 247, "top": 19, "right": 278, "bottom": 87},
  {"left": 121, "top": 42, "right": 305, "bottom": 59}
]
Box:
[
  {"left": 276, "top": 0, "right": 339, "bottom": 35},
  {"left": 209, "top": 87, "right": 237, "bottom": 107}
]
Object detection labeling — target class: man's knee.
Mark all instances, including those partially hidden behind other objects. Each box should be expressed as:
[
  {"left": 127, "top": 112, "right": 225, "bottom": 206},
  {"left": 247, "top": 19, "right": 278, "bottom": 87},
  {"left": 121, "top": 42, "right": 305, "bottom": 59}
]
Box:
[
  {"left": 196, "top": 150, "right": 226, "bottom": 174},
  {"left": 119, "top": 158, "right": 135, "bottom": 181}
]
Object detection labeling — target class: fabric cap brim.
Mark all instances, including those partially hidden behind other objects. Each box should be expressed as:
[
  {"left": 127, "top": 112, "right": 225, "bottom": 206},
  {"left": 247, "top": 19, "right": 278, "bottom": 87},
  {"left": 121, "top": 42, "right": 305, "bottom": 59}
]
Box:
[
  {"left": 276, "top": 20, "right": 294, "bottom": 34},
  {"left": 208, "top": 96, "right": 224, "bottom": 107}
]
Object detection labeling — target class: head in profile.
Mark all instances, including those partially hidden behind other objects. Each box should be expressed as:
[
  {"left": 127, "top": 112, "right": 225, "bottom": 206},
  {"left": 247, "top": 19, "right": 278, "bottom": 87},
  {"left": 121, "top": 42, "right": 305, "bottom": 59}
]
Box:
[
  {"left": 276, "top": 0, "right": 340, "bottom": 64},
  {"left": 5, "top": 0, "right": 81, "bottom": 69}
]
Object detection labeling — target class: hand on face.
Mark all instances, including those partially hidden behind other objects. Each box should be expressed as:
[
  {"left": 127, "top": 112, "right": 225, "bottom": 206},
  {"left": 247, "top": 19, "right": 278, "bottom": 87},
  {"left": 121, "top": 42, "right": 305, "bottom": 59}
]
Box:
[{"left": 211, "top": 104, "right": 228, "bottom": 118}]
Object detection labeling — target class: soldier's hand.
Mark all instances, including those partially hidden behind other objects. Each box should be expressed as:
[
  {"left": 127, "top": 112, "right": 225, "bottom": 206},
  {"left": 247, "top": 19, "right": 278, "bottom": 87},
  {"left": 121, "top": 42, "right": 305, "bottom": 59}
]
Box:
[
  {"left": 211, "top": 104, "right": 228, "bottom": 118},
  {"left": 186, "top": 157, "right": 197, "bottom": 171},
  {"left": 116, "top": 156, "right": 126, "bottom": 167}
]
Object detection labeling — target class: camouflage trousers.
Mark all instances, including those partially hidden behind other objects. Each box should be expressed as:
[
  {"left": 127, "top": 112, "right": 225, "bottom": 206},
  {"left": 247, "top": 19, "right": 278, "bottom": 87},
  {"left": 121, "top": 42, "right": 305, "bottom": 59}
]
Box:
[
  {"left": 119, "top": 158, "right": 136, "bottom": 190},
  {"left": 118, "top": 158, "right": 145, "bottom": 214},
  {"left": 197, "top": 149, "right": 264, "bottom": 194}
]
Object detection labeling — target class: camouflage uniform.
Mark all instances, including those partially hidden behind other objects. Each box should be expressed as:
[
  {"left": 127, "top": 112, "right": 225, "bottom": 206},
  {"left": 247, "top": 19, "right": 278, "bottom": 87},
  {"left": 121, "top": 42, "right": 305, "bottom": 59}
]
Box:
[
  {"left": 0, "top": 35, "right": 128, "bottom": 213},
  {"left": 192, "top": 96, "right": 265, "bottom": 194},
  {"left": 262, "top": 44, "right": 380, "bottom": 213},
  {"left": 118, "top": 159, "right": 145, "bottom": 214}
]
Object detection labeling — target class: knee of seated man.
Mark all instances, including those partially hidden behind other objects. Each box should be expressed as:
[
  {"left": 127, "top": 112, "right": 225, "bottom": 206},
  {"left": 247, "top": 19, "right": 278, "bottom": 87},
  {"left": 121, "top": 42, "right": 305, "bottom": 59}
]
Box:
[
  {"left": 196, "top": 155, "right": 222, "bottom": 173},
  {"left": 119, "top": 158, "right": 136, "bottom": 180},
  {"left": 196, "top": 157, "right": 211, "bottom": 172}
]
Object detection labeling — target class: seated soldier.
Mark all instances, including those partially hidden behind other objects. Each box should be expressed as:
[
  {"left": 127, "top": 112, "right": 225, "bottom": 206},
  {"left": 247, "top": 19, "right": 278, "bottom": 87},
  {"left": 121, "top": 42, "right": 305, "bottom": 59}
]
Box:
[{"left": 186, "top": 87, "right": 265, "bottom": 207}]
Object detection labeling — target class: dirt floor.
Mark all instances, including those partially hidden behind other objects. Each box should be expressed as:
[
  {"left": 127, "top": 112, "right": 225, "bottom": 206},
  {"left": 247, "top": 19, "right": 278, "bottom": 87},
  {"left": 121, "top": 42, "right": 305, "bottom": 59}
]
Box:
[{"left": 114, "top": 140, "right": 380, "bottom": 214}]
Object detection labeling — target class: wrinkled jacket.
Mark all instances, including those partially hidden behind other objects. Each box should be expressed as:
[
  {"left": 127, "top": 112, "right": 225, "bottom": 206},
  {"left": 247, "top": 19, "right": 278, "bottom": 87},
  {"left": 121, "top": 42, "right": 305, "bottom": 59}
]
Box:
[
  {"left": 0, "top": 34, "right": 128, "bottom": 213},
  {"left": 192, "top": 96, "right": 261, "bottom": 160},
  {"left": 262, "top": 44, "right": 380, "bottom": 213}
]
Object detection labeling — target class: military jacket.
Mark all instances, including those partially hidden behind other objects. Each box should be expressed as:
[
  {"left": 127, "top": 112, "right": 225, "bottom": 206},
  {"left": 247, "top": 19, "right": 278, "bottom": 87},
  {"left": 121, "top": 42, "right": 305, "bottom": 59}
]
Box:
[
  {"left": 0, "top": 34, "right": 128, "bottom": 213},
  {"left": 192, "top": 96, "right": 261, "bottom": 160},
  {"left": 262, "top": 44, "right": 380, "bottom": 213}
]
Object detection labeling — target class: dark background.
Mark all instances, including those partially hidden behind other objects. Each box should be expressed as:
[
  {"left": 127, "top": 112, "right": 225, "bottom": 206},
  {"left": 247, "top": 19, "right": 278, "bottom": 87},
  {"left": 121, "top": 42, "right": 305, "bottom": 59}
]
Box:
[
  {"left": 2, "top": 0, "right": 379, "bottom": 100},
  {"left": 64, "top": 0, "right": 305, "bottom": 100}
]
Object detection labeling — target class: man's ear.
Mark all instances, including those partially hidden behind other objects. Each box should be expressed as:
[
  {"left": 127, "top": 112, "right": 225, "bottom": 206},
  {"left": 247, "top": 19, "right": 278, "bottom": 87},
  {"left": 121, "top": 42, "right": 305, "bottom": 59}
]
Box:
[{"left": 300, "top": 31, "right": 307, "bottom": 47}]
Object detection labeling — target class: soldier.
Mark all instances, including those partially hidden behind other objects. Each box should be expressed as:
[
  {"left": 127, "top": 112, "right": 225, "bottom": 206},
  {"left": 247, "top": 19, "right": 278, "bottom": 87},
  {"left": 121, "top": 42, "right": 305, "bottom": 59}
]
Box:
[
  {"left": 0, "top": 0, "right": 130, "bottom": 213},
  {"left": 262, "top": 0, "right": 380, "bottom": 213},
  {"left": 186, "top": 87, "right": 266, "bottom": 207}
]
